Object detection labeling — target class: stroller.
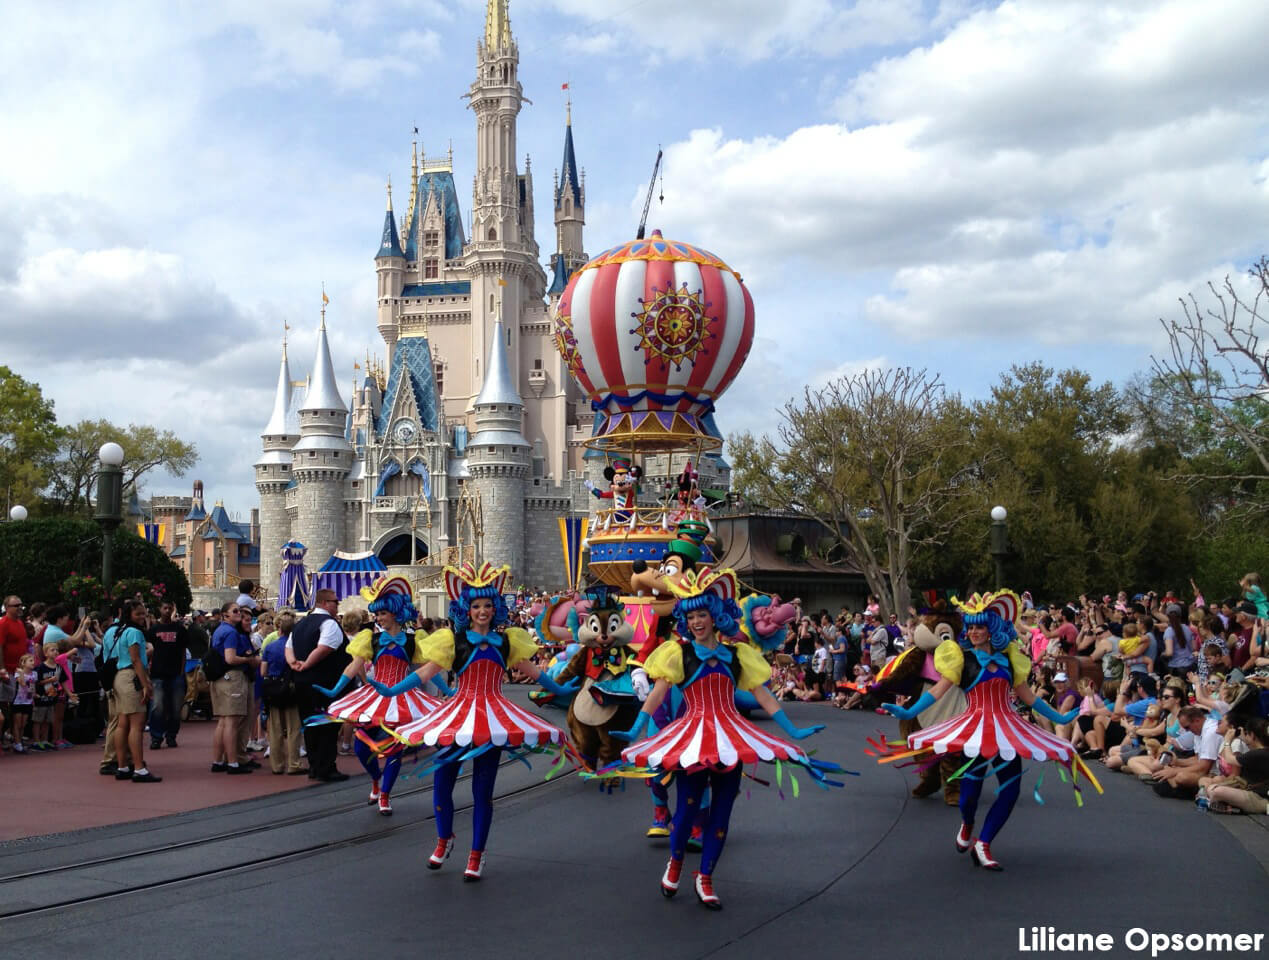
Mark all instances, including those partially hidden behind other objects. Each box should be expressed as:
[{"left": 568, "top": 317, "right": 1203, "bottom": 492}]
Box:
[{"left": 182, "top": 657, "right": 213, "bottom": 721}]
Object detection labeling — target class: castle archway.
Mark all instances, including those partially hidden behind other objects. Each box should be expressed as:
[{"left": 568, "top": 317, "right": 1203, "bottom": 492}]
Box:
[{"left": 374, "top": 530, "right": 430, "bottom": 566}]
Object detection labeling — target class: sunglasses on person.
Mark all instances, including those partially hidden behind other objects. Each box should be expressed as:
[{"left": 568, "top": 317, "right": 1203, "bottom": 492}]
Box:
[{"left": 1161, "top": 692, "right": 1178, "bottom": 700}]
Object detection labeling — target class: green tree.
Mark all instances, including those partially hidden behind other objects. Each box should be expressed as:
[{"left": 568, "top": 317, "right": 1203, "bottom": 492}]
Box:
[
  {"left": 0, "top": 515, "right": 191, "bottom": 613},
  {"left": 0, "top": 366, "right": 62, "bottom": 513},
  {"left": 729, "top": 367, "right": 979, "bottom": 617},
  {"left": 45, "top": 419, "right": 198, "bottom": 514}
]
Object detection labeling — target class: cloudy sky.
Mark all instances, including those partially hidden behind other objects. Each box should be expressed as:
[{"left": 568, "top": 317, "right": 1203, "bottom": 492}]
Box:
[{"left": 3, "top": 0, "right": 1267, "bottom": 517}]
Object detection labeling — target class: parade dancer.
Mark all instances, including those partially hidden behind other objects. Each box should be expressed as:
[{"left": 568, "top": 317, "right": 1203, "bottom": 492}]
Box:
[
  {"left": 613, "top": 567, "right": 838, "bottom": 910},
  {"left": 372, "top": 562, "right": 576, "bottom": 881},
  {"left": 314, "top": 577, "right": 441, "bottom": 815},
  {"left": 881, "top": 590, "right": 1090, "bottom": 871}
]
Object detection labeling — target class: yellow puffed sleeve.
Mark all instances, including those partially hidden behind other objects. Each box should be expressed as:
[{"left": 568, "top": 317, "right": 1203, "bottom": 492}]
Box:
[
  {"left": 504, "top": 626, "right": 539, "bottom": 666},
  {"left": 733, "top": 640, "right": 772, "bottom": 692},
  {"left": 415, "top": 628, "right": 457, "bottom": 670},
  {"left": 643, "top": 640, "right": 685, "bottom": 686},
  {"left": 346, "top": 628, "right": 374, "bottom": 662},
  {"left": 933, "top": 639, "right": 965, "bottom": 684},
  {"left": 1006, "top": 641, "right": 1031, "bottom": 682}
]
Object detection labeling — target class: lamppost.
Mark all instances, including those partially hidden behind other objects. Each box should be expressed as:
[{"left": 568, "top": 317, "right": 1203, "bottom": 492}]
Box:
[
  {"left": 95, "top": 442, "right": 125, "bottom": 597},
  {"left": 7, "top": 505, "right": 27, "bottom": 522},
  {"left": 989, "top": 505, "right": 1008, "bottom": 590}
]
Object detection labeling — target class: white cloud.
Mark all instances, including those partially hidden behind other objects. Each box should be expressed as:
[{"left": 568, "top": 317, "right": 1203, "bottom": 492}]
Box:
[
  {"left": 630, "top": 0, "right": 1269, "bottom": 347},
  {"left": 541, "top": 0, "right": 932, "bottom": 61}
]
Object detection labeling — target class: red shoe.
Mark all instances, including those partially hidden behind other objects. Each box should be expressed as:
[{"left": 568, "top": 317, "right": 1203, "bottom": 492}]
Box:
[
  {"left": 661, "top": 858, "right": 682, "bottom": 898},
  {"left": 377, "top": 793, "right": 393, "bottom": 816},
  {"left": 368, "top": 781, "right": 381, "bottom": 805},
  {"left": 694, "top": 872, "right": 722, "bottom": 910},
  {"left": 687, "top": 824, "right": 704, "bottom": 852},
  {"left": 427, "top": 836, "right": 454, "bottom": 870},
  {"left": 647, "top": 805, "right": 671, "bottom": 838},
  {"left": 970, "top": 840, "right": 1002, "bottom": 871},
  {"left": 463, "top": 850, "right": 485, "bottom": 882},
  {"left": 955, "top": 822, "right": 973, "bottom": 853}
]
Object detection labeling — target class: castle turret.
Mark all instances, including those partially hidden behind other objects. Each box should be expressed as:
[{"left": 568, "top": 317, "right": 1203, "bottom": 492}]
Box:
[
  {"left": 376, "top": 180, "right": 406, "bottom": 364},
  {"left": 291, "top": 309, "right": 352, "bottom": 569},
  {"left": 468, "top": 315, "right": 528, "bottom": 574},
  {"left": 255, "top": 341, "right": 297, "bottom": 592},
  {"left": 549, "top": 97, "right": 586, "bottom": 298}
]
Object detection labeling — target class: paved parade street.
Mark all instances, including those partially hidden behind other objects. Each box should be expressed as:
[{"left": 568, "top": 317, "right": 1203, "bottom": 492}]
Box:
[{"left": 1, "top": 695, "right": 1263, "bottom": 960}]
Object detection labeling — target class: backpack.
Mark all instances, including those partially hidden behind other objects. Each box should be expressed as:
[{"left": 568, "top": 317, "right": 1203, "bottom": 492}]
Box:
[
  {"left": 203, "top": 640, "right": 229, "bottom": 682},
  {"left": 95, "top": 625, "right": 120, "bottom": 692}
]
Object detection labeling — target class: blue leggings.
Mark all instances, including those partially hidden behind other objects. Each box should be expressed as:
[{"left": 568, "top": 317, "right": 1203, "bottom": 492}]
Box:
[
  {"left": 958, "top": 755, "right": 1022, "bottom": 844},
  {"left": 670, "top": 767, "right": 743, "bottom": 876},
  {"left": 353, "top": 734, "right": 401, "bottom": 796},
  {"left": 433, "top": 748, "right": 501, "bottom": 852}
]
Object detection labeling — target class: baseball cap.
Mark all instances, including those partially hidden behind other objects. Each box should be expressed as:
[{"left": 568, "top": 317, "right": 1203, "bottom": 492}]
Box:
[{"left": 1054, "top": 672, "right": 1068, "bottom": 682}]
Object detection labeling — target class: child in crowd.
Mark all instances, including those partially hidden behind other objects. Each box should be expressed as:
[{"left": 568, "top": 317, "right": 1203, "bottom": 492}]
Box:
[
  {"left": 811, "top": 637, "right": 830, "bottom": 696},
  {"left": 1073, "top": 677, "right": 1105, "bottom": 749},
  {"left": 31, "top": 643, "right": 66, "bottom": 750},
  {"left": 1240, "top": 572, "right": 1268, "bottom": 619},
  {"left": 10, "top": 653, "right": 36, "bottom": 754}
]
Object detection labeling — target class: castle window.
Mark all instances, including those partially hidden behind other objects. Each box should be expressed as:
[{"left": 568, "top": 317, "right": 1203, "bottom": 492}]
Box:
[
  {"left": 424, "top": 231, "right": 438, "bottom": 249},
  {"left": 487, "top": 227, "right": 496, "bottom": 241},
  {"left": 533, "top": 358, "right": 542, "bottom": 370},
  {"left": 434, "top": 361, "right": 445, "bottom": 394},
  {"left": 425, "top": 259, "right": 438, "bottom": 279}
]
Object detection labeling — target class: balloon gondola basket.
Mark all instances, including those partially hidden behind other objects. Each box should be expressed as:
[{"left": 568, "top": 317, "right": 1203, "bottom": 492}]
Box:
[{"left": 584, "top": 411, "right": 723, "bottom": 455}]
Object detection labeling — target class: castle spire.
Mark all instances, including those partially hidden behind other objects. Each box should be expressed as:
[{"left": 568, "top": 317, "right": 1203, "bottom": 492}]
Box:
[
  {"left": 485, "top": 0, "right": 512, "bottom": 50},
  {"left": 261, "top": 338, "right": 293, "bottom": 438},
  {"left": 474, "top": 314, "right": 523, "bottom": 411},
  {"left": 303, "top": 305, "right": 346, "bottom": 414},
  {"left": 377, "top": 178, "right": 405, "bottom": 259}
]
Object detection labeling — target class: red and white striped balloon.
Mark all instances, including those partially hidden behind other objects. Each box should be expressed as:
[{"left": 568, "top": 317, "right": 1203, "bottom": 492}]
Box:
[{"left": 553, "top": 230, "right": 755, "bottom": 419}]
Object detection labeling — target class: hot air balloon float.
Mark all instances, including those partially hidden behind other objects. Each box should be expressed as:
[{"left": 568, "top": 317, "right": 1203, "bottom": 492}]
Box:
[{"left": 552, "top": 229, "right": 755, "bottom": 646}]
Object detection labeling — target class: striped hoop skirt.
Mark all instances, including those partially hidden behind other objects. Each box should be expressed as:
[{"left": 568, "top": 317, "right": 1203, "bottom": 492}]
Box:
[
  {"left": 392, "top": 656, "right": 564, "bottom": 750},
  {"left": 326, "top": 654, "right": 440, "bottom": 728},
  {"left": 908, "top": 675, "right": 1077, "bottom": 763},
  {"left": 621, "top": 670, "right": 811, "bottom": 773}
]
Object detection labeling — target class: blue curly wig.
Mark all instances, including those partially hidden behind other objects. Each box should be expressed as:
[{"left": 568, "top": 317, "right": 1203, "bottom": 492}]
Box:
[
  {"left": 672, "top": 591, "right": 743, "bottom": 642},
  {"left": 368, "top": 591, "right": 418, "bottom": 627},
  {"left": 959, "top": 609, "right": 1016, "bottom": 652},
  {"left": 449, "top": 585, "right": 510, "bottom": 632}
]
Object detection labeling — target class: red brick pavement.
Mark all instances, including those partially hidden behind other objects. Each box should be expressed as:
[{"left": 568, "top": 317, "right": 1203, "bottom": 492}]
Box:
[{"left": 0, "top": 717, "right": 351, "bottom": 842}]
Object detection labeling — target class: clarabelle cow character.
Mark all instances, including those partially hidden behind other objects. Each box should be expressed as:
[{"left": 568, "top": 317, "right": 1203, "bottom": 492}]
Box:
[{"left": 585, "top": 459, "right": 642, "bottom": 528}]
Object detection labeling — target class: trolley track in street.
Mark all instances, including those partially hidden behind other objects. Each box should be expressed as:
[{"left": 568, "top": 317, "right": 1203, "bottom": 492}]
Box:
[{"left": 0, "top": 762, "right": 573, "bottom": 919}]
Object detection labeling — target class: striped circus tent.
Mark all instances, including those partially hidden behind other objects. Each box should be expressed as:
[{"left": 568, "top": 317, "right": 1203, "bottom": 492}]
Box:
[{"left": 312, "top": 550, "right": 388, "bottom": 601}]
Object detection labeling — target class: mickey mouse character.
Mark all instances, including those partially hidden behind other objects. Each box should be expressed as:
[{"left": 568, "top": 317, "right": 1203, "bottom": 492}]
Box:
[{"left": 585, "top": 459, "right": 642, "bottom": 526}]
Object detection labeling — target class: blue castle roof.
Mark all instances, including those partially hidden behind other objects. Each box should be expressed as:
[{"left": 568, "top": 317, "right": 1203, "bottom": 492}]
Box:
[
  {"left": 376, "top": 336, "right": 440, "bottom": 435},
  {"left": 547, "top": 256, "right": 570, "bottom": 295},
  {"left": 403, "top": 170, "right": 466, "bottom": 261},
  {"left": 376, "top": 206, "right": 404, "bottom": 259},
  {"left": 400, "top": 281, "right": 472, "bottom": 298},
  {"left": 557, "top": 122, "right": 582, "bottom": 209}
]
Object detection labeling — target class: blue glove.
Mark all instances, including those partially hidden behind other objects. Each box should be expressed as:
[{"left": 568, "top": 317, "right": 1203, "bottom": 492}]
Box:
[
  {"left": 771, "top": 709, "right": 825, "bottom": 740},
  {"left": 313, "top": 674, "right": 351, "bottom": 699},
  {"left": 430, "top": 674, "right": 454, "bottom": 697},
  {"left": 1032, "top": 699, "right": 1079, "bottom": 725},
  {"left": 537, "top": 673, "right": 581, "bottom": 698},
  {"left": 881, "top": 691, "right": 935, "bottom": 720},
  {"left": 370, "top": 672, "right": 423, "bottom": 697},
  {"left": 611, "top": 711, "right": 653, "bottom": 743}
]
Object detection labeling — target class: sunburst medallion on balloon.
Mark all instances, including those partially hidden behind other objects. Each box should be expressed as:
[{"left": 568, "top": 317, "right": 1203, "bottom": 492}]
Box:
[
  {"left": 553, "top": 309, "right": 583, "bottom": 378},
  {"left": 630, "top": 282, "right": 714, "bottom": 370}
]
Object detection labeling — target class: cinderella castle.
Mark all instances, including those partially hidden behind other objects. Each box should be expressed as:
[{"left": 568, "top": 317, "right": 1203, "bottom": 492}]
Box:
[{"left": 253, "top": 0, "right": 729, "bottom": 596}]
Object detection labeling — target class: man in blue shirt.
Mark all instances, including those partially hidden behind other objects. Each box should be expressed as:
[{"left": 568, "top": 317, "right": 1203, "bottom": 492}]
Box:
[{"left": 1084, "top": 673, "right": 1157, "bottom": 759}]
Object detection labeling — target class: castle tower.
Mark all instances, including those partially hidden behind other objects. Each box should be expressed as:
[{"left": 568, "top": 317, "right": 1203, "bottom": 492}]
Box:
[
  {"left": 375, "top": 180, "right": 406, "bottom": 365},
  {"left": 291, "top": 309, "right": 352, "bottom": 569},
  {"left": 548, "top": 97, "right": 587, "bottom": 298},
  {"left": 468, "top": 314, "right": 528, "bottom": 574},
  {"left": 255, "top": 340, "right": 299, "bottom": 591},
  {"left": 464, "top": 0, "right": 542, "bottom": 400}
]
